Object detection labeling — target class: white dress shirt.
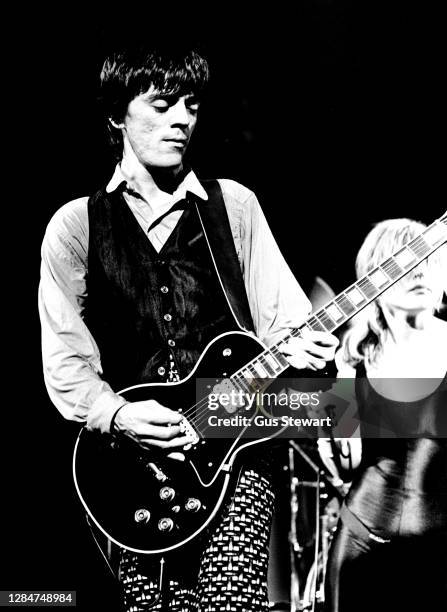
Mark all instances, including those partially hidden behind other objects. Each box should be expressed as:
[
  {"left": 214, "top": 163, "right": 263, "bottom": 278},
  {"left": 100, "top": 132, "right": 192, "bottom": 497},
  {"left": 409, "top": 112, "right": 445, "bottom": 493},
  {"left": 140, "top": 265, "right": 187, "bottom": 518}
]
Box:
[{"left": 39, "top": 166, "right": 311, "bottom": 432}]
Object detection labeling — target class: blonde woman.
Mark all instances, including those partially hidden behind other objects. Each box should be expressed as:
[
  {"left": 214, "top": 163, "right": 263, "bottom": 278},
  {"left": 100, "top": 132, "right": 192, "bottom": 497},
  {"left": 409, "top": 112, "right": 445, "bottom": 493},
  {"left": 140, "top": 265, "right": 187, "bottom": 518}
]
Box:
[{"left": 323, "top": 219, "right": 447, "bottom": 612}]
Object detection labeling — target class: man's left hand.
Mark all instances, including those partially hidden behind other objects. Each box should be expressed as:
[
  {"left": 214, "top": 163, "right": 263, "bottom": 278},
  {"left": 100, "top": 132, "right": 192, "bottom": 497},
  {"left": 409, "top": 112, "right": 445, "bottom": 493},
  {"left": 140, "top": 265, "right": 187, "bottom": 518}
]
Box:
[{"left": 279, "top": 329, "right": 339, "bottom": 370}]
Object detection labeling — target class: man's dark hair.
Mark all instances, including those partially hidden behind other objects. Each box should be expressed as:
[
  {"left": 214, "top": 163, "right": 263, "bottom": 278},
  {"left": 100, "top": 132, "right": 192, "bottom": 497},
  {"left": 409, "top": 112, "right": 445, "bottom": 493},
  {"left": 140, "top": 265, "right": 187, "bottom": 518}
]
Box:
[{"left": 100, "top": 44, "right": 210, "bottom": 157}]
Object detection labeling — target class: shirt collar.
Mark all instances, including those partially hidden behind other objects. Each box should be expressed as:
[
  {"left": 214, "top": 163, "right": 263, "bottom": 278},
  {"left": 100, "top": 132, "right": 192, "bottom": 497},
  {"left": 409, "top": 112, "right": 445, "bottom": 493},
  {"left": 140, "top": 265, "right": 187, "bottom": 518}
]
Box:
[{"left": 105, "top": 164, "right": 209, "bottom": 202}]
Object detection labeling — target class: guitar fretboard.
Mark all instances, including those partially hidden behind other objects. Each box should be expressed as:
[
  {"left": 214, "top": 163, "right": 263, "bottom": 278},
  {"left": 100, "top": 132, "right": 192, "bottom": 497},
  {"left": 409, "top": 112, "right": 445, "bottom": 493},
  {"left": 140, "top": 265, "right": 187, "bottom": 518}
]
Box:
[{"left": 229, "top": 213, "right": 447, "bottom": 394}]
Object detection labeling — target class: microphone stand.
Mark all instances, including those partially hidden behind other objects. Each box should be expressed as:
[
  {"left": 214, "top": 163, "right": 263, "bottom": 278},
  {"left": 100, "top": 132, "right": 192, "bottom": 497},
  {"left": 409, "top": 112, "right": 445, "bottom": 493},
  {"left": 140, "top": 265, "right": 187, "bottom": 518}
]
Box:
[
  {"left": 288, "top": 441, "right": 328, "bottom": 611},
  {"left": 288, "top": 444, "right": 302, "bottom": 612}
]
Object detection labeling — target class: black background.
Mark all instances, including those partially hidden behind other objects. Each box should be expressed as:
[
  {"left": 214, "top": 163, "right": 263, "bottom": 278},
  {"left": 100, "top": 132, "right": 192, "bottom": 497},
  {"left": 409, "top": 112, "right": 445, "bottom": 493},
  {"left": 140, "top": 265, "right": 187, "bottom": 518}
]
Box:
[{"left": 3, "top": 2, "right": 445, "bottom": 609}]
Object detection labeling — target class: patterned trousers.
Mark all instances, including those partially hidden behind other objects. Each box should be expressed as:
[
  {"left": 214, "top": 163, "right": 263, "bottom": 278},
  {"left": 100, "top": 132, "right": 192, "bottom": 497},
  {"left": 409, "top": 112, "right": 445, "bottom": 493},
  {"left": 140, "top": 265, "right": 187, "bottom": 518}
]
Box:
[{"left": 119, "top": 468, "right": 275, "bottom": 611}]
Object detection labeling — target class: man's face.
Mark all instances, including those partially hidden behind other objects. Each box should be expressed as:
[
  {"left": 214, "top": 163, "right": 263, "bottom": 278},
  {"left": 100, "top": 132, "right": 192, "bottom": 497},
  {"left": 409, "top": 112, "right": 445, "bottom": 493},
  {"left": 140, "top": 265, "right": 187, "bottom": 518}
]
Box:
[{"left": 121, "top": 85, "right": 199, "bottom": 171}]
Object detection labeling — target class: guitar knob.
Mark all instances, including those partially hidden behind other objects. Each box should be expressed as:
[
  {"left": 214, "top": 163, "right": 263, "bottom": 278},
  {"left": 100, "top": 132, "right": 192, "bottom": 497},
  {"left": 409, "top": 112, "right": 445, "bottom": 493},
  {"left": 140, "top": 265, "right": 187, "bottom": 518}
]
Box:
[
  {"left": 159, "top": 486, "right": 175, "bottom": 501},
  {"left": 134, "top": 509, "right": 151, "bottom": 524},
  {"left": 185, "top": 498, "right": 202, "bottom": 512},
  {"left": 158, "top": 518, "right": 174, "bottom": 532}
]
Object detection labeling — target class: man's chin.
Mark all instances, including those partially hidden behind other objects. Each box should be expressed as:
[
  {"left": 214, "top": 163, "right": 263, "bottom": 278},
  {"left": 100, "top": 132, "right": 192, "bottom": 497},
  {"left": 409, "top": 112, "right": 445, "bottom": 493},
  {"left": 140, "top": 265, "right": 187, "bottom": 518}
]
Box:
[{"left": 147, "top": 155, "right": 184, "bottom": 173}]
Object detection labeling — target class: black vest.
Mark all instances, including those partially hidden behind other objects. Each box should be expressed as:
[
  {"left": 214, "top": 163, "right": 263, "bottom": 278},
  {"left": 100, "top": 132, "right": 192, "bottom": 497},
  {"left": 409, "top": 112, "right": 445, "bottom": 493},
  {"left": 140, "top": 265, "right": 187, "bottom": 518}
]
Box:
[{"left": 85, "top": 180, "right": 254, "bottom": 392}]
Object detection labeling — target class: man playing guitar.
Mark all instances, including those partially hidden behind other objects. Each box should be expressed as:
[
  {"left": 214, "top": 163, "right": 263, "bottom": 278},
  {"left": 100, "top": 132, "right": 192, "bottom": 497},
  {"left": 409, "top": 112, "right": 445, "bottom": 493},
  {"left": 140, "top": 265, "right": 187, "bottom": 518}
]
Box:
[{"left": 39, "top": 42, "right": 338, "bottom": 611}]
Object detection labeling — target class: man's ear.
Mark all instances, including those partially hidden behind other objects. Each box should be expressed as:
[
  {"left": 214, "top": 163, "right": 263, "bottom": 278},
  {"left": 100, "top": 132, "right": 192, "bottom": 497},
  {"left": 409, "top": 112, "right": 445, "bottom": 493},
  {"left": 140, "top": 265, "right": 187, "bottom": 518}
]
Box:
[{"left": 109, "top": 117, "right": 125, "bottom": 129}]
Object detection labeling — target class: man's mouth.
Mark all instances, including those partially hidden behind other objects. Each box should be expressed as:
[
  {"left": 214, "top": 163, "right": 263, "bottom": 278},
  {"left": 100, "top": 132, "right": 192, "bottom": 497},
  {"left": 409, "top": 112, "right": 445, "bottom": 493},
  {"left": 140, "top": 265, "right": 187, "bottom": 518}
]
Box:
[{"left": 164, "top": 138, "right": 188, "bottom": 145}]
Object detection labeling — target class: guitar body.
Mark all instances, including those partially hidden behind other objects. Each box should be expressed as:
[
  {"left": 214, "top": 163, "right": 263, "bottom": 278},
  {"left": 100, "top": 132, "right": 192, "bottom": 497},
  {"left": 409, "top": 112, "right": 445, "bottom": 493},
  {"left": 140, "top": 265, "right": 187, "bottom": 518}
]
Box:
[{"left": 73, "top": 331, "right": 270, "bottom": 554}]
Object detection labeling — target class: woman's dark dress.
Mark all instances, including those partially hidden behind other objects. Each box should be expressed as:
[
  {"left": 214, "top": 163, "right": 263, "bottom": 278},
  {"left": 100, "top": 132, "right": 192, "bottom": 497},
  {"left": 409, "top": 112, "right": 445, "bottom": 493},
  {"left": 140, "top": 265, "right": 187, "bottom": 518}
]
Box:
[{"left": 326, "top": 365, "right": 447, "bottom": 612}]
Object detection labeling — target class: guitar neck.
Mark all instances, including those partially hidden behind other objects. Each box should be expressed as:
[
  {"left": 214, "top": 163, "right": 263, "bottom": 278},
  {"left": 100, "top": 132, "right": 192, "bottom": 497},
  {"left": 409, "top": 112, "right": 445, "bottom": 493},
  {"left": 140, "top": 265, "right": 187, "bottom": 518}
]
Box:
[{"left": 230, "top": 213, "right": 447, "bottom": 391}]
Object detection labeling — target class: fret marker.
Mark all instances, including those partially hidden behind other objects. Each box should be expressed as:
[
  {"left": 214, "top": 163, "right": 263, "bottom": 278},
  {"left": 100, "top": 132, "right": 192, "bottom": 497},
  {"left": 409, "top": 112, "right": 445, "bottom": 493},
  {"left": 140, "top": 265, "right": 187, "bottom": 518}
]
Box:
[
  {"left": 346, "top": 287, "right": 365, "bottom": 306},
  {"left": 326, "top": 304, "right": 345, "bottom": 322},
  {"left": 394, "top": 248, "right": 416, "bottom": 268},
  {"left": 252, "top": 362, "right": 269, "bottom": 378},
  {"left": 265, "top": 353, "right": 281, "bottom": 372},
  {"left": 369, "top": 269, "right": 389, "bottom": 288}
]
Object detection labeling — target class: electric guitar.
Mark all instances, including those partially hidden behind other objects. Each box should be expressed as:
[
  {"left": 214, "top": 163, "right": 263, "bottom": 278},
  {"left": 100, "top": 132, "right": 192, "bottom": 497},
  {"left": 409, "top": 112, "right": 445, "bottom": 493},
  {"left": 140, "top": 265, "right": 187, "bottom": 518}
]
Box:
[{"left": 73, "top": 212, "right": 447, "bottom": 554}]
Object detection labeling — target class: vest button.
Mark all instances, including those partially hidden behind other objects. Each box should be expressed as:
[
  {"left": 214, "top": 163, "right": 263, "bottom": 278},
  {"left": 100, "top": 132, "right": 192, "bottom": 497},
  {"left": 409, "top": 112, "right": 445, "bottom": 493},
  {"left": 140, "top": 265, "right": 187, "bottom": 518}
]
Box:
[
  {"left": 168, "top": 339, "right": 176, "bottom": 347},
  {"left": 160, "top": 286, "right": 169, "bottom": 294},
  {"left": 157, "top": 366, "right": 166, "bottom": 376},
  {"left": 163, "top": 314, "right": 172, "bottom": 322}
]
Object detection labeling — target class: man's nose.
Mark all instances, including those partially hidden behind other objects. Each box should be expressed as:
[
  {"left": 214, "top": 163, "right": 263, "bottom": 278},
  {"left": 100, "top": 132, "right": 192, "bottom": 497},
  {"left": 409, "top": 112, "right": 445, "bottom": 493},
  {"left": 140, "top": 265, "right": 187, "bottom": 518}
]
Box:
[{"left": 170, "top": 100, "right": 191, "bottom": 126}]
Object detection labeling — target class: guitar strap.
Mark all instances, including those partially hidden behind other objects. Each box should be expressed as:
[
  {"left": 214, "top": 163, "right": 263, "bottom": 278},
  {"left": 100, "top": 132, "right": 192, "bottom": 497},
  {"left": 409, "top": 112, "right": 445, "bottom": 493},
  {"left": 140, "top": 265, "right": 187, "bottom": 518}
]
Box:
[{"left": 191, "top": 179, "right": 255, "bottom": 334}]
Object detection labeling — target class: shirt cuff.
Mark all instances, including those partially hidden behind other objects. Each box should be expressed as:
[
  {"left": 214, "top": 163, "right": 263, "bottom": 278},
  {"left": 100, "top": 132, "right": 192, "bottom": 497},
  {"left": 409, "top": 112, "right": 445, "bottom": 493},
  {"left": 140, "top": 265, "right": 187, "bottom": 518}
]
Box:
[{"left": 86, "top": 390, "right": 129, "bottom": 434}]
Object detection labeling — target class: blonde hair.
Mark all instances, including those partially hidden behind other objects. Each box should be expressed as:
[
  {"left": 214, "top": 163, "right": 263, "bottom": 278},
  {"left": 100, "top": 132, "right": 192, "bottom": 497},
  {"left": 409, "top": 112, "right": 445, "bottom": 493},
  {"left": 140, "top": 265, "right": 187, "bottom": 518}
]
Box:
[{"left": 341, "top": 218, "right": 446, "bottom": 367}]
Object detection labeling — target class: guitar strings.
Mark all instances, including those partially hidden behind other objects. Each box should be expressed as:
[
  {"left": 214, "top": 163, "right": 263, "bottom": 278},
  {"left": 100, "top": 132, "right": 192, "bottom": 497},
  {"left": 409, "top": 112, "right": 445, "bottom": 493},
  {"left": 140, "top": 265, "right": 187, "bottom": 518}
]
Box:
[
  {"left": 179, "top": 225, "right": 447, "bottom": 437},
  {"left": 179, "top": 332, "right": 299, "bottom": 436},
  {"left": 180, "top": 330, "right": 295, "bottom": 426}
]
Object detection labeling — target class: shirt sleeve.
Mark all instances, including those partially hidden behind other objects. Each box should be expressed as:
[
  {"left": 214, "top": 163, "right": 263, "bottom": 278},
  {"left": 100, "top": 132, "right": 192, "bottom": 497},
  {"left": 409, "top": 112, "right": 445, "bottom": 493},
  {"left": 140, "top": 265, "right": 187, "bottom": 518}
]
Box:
[
  {"left": 218, "top": 180, "right": 312, "bottom": 346},
  {"left": 38, "top": 199, "right": 128, "bottom": 433}
]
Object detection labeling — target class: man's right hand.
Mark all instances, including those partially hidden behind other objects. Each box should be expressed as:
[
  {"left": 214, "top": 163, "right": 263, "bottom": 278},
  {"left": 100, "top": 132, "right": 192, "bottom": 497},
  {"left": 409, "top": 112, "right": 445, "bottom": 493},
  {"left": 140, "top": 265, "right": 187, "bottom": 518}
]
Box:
[{"left": 112, "top": 400, "right": 194, "bottom": 450}]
